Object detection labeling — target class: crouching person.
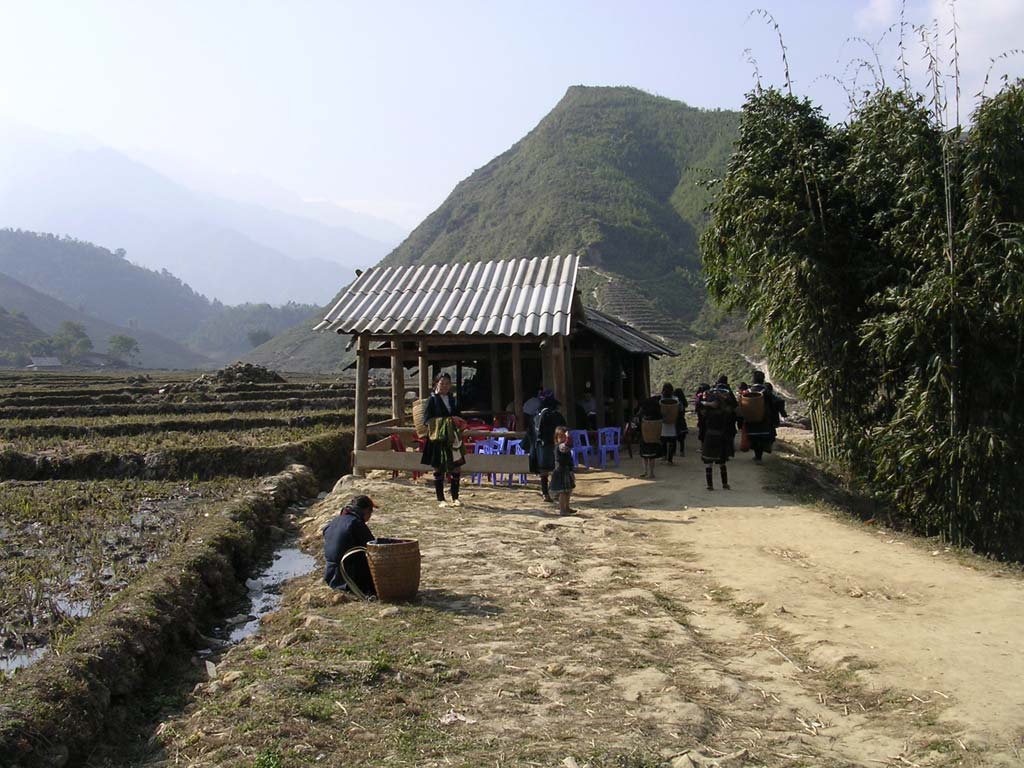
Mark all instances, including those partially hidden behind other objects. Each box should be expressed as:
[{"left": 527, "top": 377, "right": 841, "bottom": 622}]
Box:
[{"left": 323, "top": 495, "right": 376, "bottom": 597}]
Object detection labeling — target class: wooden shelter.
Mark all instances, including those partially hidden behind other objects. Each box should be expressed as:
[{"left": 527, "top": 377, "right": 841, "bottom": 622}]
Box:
[{"left": 315, "top": 254, "right": 676, "bottom": 475}]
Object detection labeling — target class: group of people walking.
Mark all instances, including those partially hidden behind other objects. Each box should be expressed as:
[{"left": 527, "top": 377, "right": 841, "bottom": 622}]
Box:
[
  {"left": 636, "top": 371, "right": 786, "bottom": 489},
  {"left": 415, "top": 368, "right": 786, "bottom": 512}
]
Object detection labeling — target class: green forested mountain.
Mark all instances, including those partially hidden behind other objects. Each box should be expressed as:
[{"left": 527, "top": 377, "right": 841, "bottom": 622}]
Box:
[
  {"left": 186, "top": 301, "right": 318, "bottom": 361},
  {"left": 250, "top": 86, "right": 746, "bottom": 373},
  {"left": 0, "top": 229, "right": 218, "bottom": 340},
  {"left": 384, "top": 85, "right": 740, "bottom": 333},
  {"left": 0, "top": 272, "right": 213, "bottom": 369}
]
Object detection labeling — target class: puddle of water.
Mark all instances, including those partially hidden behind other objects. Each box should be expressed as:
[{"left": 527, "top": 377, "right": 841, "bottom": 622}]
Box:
[
  {"left": 55, "top": 595, "right": 92, "bottom": 619},
  {"left": 227, "top": 547, "right": 316, "bottom": 643},
  {"left": 1, "top": 647, "right": 48, "bottom": 675}
]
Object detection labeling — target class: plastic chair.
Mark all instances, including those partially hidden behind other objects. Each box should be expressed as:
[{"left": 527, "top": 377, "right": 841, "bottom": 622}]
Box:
[
  {"left": 567, "top": 429, "right": 593, "bottom": 469},
  {"left": 497, "top": 438, "right": 528, "bottom": 486},
  {"left": 470, "top": 437, "right": 500, "bottom": 485},
  {"left": 389, "top": 434, "right": 421, "bottom": 480},
  {"left": 596, "top": 427, "right": 622, "bottom": 468}
]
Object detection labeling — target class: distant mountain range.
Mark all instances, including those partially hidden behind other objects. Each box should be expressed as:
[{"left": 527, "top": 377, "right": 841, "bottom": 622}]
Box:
[
  {"left": 0, "top": 229, "right": 319, "bottom": 367},
  {"left": 0, "top": 121, "right": 402, "bottom": 306},
  {"left": 0, "top": 270, "right": 212, "bottom": 369},
  {"left": 249, "top": 86, "right": 744, "bottom": 372}
]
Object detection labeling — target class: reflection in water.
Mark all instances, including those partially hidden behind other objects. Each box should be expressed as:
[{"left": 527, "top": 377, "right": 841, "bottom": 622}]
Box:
[
  {"left": 228, "top": 547, "right": 317, "bottom": 643},
  {"left": 1, "top": 647, "right": 48, "bottom": 675}
]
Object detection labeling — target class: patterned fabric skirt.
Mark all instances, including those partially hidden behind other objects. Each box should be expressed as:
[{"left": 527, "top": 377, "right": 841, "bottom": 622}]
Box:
[{"left": 550, "top": 466, "right": 576, "bottom": 493}]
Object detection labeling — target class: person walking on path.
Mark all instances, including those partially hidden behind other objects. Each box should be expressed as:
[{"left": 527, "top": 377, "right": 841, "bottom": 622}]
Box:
[
  {"left": 527, "top": 390, "right": 566, "bottom": 503},
  {"left": 698, "top": 375, "right": 738, "bottom": 490},
  {"left": 420, "top": 372, "right": 466, "bottom": 508},
  {"left": 550, "top": 425, "right": 577, "bottom": 516},
  {"left": 322, "top": 495, "right": 376, "bottom": 595},
  {"left": 638, "top": 394, "right": 664, "bottom": 479},
  {"left": 659, "top": 383, "right": 681, "bottom": 464},
  {"left": 673, "top": 387, "right": 689, "bottom": 457}
]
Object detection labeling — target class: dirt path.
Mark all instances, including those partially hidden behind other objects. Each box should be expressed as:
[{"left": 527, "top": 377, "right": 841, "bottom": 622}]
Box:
[{"left": 134, "top": 442, "right": 1024, "bottom": 768}]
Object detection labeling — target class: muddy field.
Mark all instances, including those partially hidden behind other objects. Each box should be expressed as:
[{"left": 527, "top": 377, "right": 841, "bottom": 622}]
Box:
[
  {"left": 0, "top": 369, "right": 358, "bottom": 683},
  {"left": 128, "top": 439, "right": 1024, "bottom": 768}
]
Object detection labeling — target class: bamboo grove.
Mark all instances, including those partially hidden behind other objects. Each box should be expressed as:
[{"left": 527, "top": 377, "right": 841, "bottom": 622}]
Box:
[{"left": 700, "top": 79, "right": 1024, "bottom": 560}]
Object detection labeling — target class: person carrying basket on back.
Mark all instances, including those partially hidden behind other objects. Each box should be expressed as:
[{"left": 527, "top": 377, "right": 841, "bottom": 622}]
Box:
[{"left": 420, "top": 372, "right": 466, "bottom": 508}]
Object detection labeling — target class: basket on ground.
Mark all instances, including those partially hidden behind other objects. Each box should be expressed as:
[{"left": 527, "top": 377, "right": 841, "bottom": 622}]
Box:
[{"left": 367, "top": 537, "right": 421, "bottom": 601}]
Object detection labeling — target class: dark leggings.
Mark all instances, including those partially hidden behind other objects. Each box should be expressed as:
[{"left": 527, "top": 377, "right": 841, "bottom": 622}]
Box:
[
  {"left": 705, "top": 464, "right": 729, "bottom": 488},
  {"left": 434, "top": 471, "right": 460, "bottom": 501}
]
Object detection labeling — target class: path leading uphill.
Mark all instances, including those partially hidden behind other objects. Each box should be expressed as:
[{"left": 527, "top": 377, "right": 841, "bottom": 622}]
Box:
[{"left": 132, "top": 433, "right": 1024, "bottom": 768}]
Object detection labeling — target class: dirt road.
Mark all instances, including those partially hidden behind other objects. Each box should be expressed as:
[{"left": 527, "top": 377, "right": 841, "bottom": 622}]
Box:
[{"left": 140, "top": 438, "right": 1024, "bottom": 768}]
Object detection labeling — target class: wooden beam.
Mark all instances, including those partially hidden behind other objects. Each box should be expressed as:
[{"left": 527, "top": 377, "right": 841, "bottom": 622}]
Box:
[
  {"left": 613, "top": 353, "right": 625, "bottom": 427},
  {"left": 418, "top": 340, "right": 429, "bottom": 399},
  {"left": 563, "top": 336, "right": 575, "bottom": 428},
  {"left": 355, "top": 450, "right": 528, "bottom": 475},
  {"left": 593, "top": 345, "right": 605, "bottom": 428},
  {"left": 367, "top": 436, "right": 393, "bottom": 452},
  {"left": 391, "top": 340, "right": 405, "bottom": 425},
  {"left": 456, "top": 362, "right": 463, "bottom": 396},
  {"left": 368, "top": 416, "right": 401, "bottom": 429},
  {"left": 511, "top": 342, "right": 524, "bottom": 432},
  {"left": 366, "top": 425, "right": 526, "bottom": 439},
  {"left": 354, "top": 334, "right": 370, "bottom": 475},
  {"left": 489, "top": 344, "right": 501, "bottom": 415}
]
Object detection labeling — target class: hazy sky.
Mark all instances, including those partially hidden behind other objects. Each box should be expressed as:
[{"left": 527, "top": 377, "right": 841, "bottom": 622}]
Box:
[{"left": 2, "top": 0, "right": 1021, "bottom": 229}]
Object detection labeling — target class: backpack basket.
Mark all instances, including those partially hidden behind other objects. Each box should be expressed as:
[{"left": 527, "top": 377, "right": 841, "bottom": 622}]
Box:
[
  {"left": 412, "top": 398, "right": 430, "bottom": 438},
  {"left": 738, "top": 391, "right": 765, "bottom": 421},
  {"left": 640, "top": 418, "right": 663, "bottom": 443}
]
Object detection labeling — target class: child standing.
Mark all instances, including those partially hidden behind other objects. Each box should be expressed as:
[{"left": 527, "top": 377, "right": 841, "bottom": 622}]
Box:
[{"left": 550, "top": 425, "right": 577, "bottom": 516}]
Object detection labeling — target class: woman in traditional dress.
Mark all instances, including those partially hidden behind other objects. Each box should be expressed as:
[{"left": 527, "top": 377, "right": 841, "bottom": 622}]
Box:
[
  {"left": 527, "top": 391, "right": 566, "bottom": 502},
  {"left": 659, "top": 382, "right": 680, "bottom": 464},
  {"left": 638, "top": 394, "right": 664, "bottom": 479},
  {"left": 420, "top": 372, "right": 466, "bottom": 508},
  {"left": 697, "top": 376, "right": 738, "bottom": 490}
]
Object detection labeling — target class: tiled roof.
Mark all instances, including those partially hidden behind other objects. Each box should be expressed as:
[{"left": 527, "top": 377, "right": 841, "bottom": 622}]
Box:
[
  {"left": 315, "top": 254, "right": 579, "bottom": 337},
  {"left": 578, "top": 306, "right": 678, "bottom": 357}
]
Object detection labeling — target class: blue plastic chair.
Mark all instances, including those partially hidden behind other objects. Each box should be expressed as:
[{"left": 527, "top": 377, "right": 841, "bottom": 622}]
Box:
[
  {"left": 567, "top": 429, "right": 594, "bottom": 469},
  {"left": 597, "top": 427, "right": 622, "bottom": 468},
  {"left": 498, "top": 438, "right": 528, "bottom": 486},
  {"left": 471, "top": 437, "right": 500, "bottom": 485}
]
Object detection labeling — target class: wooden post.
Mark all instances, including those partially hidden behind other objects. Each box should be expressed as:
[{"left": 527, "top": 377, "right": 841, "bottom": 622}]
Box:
[
  {"left": 541, "top": 339, "right": 554, "bottom": 392},
  {"left": 642, "top": 356, "right": 651, "bottom": 400},
  {"left": 456, "top": 361, "right": 463, "bottom": 397},
  {"left": 563, "top": 336, "right": 575, "bottom": 428},
  {"left": 511, "top": 342, "right": 524, "bottom": 431},
  {"left": 418, "top": 340, "right": 429, "bottom": 399},
  {"left": 489, "top": 344, "right": 501, "bottom": 417},
  {"left": 391, "top": 340, "right": 405, "bottom": 425},
  {"left": 593, "top": 345, "right": 605, "bottom": 428},
  {"left": 552, "top": 336, "right": 567, "bottom": 414},
  {"left": 354, "top": 334, "right": 370, "bottom": 476},
  {"left": 613, "top": 353, "right": 624, "bottom": 427}
]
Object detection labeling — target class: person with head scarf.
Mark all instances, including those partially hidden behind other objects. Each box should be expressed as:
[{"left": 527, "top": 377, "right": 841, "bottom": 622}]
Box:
[
  {"left": 527, "top": 389, "right": 566, "bottom": 502},
  {"left": 697, "top": 375, "right": 738, "bottom": 490},
  {"left": 323, "top": 495, "right": 376, "bottom": 595}
]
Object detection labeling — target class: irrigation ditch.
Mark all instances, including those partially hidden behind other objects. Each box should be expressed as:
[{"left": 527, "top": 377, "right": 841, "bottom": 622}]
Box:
[{"left": 0, "top": 459, "right": 347, "bottom": 767}]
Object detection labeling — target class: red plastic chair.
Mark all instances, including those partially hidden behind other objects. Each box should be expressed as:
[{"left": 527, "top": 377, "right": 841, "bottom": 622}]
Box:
[{"left": 389, "top": 434, "right": 421, "bottom": 480}]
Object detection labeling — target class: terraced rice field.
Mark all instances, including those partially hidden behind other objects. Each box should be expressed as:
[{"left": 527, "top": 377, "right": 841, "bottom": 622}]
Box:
[
  {"left": 0, "top": 478, "right": 257, "bottom": 673},
  {"left": 0, "top": 367, "right": 367, "bottom": 681}
]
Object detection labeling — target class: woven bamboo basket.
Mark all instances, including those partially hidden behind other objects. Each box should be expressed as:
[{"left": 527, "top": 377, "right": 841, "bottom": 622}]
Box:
[
  {"left": 412, "top": 398, "right": 429, "bottom": 438},
  {"left": 366, "top": 538, "right": 421, "bottom": 602},
  {"left": 738, "top": 391, "right": 765, "bottom": 421},
  {"left": 640, "top": 418, "right": 663, "bottom": 443},
  {"left": 660, "top": 399, "right": 680, "bottom": 423}
]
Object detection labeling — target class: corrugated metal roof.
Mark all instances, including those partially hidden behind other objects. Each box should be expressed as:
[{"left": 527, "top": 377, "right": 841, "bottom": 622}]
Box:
[
  {"left": 315, "top": 254, "right": 580, "bottom": 337},
  {"left": 578, "top": 306, "right": 678, "bottom": 358}
]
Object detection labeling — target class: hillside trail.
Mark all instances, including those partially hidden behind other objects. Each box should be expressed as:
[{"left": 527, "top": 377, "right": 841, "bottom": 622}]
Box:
[{"left": 140, "top": 433, "right": 1024, "bottom": 767}]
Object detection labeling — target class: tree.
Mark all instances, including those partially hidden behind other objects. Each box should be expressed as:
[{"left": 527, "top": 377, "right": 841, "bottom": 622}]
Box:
[
  {"left": 247, "top": 328, "right": 274, "bottom": 348},
  {"left": 701, "top": 77, "right": 1024, "bottom": 560},
  {"left": 50, "top": 321, "right": 94, "bottom": 362},
  {"left": 108, "top": 334, "right": 140, "bottom": 363}
]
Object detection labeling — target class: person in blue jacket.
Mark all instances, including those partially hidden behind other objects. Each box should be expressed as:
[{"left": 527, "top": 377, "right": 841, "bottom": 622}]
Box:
[{"left": 323, "top": 495, "right": 376, "bottom": 595}]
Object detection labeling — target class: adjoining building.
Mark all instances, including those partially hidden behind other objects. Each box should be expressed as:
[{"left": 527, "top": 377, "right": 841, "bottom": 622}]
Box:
[{"left": 316, "top": 253, "right": 676, "bottom": 475}]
